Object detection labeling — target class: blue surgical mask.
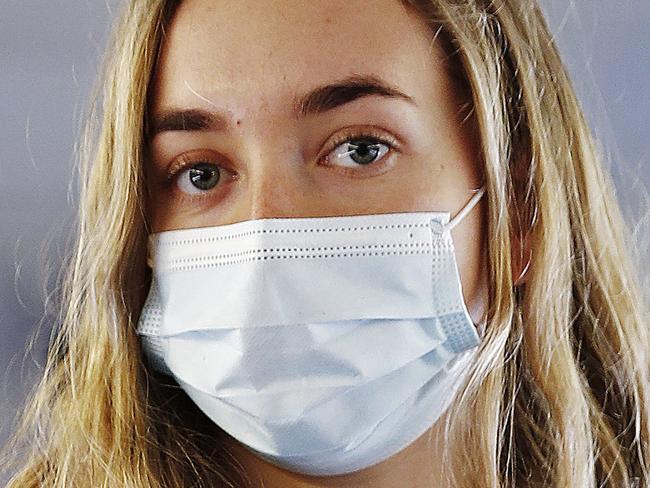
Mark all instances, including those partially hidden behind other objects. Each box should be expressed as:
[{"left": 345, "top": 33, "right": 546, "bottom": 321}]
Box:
[{"left": 137, "top": 187, "right": 486, "bottom": 476}]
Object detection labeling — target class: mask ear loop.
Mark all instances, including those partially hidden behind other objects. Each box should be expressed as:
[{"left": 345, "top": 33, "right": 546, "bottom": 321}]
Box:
[{"left": 443, "top": 186, "right": 486, "bottom": 234}]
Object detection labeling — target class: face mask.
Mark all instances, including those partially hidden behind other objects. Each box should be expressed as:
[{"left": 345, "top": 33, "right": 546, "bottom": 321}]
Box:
[{"left": 136, "top": 187, "right": 486, "bottom": 477}]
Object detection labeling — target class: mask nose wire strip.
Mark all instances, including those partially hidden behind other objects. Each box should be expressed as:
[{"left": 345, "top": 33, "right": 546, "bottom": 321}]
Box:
[{"left": 443, "top": 186, "right": 486, "bottom": 233}]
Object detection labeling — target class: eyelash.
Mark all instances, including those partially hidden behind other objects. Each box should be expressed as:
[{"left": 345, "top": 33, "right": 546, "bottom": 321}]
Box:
[{"left": 164, "top": 128, "right": 399, "bottom": 200}]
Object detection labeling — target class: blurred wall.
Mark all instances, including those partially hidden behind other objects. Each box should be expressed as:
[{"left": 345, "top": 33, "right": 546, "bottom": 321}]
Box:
[
  {"left": 1, "top": 0, "right": 120, "bottom": 462},
  {"left": 1, "top": 0, "right": 649, "bottom": 481}
]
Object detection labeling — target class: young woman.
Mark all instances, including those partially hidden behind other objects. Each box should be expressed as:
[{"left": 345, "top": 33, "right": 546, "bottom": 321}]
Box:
[{"left": 2, "top": 1, "right": 648, "bottom": 487}]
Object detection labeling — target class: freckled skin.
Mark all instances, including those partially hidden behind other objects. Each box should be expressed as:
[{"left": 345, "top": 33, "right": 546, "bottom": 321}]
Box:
[{"left": 146, "top": 1, "right": 488, "bottom": 486}]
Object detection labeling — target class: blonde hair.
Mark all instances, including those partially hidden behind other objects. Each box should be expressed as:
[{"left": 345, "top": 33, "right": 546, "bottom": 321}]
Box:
[{"left": 2, "top": 0, "right": 648, "bottom": 486}]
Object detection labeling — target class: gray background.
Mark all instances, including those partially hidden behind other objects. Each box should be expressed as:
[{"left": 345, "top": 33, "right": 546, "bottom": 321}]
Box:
[{"left": 1, "top": 0, "right": 649, "bottom": 480}]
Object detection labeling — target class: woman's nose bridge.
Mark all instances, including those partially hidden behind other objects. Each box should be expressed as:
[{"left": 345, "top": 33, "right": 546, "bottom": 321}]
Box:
[{"left": 243, "top": 150, "right": 310, "bottom": 221}]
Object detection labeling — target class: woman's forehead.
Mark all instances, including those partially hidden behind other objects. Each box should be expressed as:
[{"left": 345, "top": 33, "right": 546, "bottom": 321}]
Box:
[{"left": 151, "top": 0, "right": 451, "bottom": 115}]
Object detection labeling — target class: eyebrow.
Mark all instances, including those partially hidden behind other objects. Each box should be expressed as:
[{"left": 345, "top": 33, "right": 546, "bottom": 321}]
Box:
[{"left": 148, "top": 74, "right": 415, "bottom": 138}]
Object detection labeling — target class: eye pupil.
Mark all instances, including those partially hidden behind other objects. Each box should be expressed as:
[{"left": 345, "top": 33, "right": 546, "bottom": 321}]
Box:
[
  {"left": 189, "top": 162, "right": 220, "bottom": 190},
  {"left": 348, "top": 139, "right": 380, "bottom": 165}
]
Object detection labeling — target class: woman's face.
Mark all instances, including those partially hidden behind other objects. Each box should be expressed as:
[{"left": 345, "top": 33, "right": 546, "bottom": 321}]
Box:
[{"left": 146, "top": 0, "right": 487, "bottom": 322}]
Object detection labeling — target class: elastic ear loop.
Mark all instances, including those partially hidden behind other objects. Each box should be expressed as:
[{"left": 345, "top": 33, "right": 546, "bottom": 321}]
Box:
[
  {"left": 442, "top": 186, "right": 488, "bottom": 336},
  {"left": 443, "top": 186, "right": 486, "bottom": 233}
]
